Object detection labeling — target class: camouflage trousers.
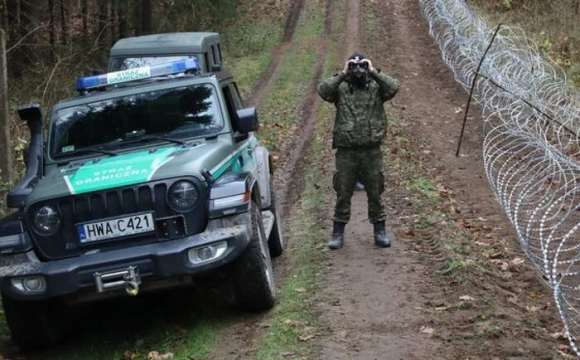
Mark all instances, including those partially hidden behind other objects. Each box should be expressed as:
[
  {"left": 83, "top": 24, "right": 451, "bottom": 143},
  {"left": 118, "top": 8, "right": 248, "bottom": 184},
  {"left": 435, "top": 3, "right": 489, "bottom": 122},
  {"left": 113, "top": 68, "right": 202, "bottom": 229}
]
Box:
[{"left": 333, "top": 146, "right": 386, "bottom": 224}]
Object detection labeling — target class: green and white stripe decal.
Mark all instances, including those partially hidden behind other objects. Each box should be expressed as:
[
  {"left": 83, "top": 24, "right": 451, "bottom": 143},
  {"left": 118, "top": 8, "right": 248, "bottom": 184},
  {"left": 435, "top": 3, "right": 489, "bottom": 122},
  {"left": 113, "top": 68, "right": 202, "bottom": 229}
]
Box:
[
  {"left": 209, "top": 137, "right": 257, "bottom": 180},
  {"left": 64, "top": 147, "right": 178, "bottom": 195}
]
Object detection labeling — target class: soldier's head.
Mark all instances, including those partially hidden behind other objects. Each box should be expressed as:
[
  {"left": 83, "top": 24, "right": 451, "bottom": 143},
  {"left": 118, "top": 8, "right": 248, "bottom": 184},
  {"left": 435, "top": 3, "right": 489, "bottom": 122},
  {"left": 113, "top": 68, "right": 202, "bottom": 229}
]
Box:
[{"left": 348, "top": 52, "right": 369, "bottom": 79}]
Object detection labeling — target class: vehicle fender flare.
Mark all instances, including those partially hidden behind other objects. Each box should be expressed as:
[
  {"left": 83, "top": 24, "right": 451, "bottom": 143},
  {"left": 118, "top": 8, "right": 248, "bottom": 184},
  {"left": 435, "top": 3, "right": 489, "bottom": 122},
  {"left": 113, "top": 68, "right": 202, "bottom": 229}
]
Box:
[
  {"left": 253, "top": 146, "right": 272, "bottom": 209},
  {"left": 208, "top": 172, "right": 261, "bottom": 218}
]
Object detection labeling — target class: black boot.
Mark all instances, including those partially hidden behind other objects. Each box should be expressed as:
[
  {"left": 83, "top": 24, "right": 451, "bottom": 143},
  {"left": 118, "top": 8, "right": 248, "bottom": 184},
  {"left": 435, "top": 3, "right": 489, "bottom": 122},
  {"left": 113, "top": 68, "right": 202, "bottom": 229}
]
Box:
[
  {"left": 329, "top": 221, "right": 346, "bottom": 250},
  {"left": 373, "top": 221, "right": 391, "bottom": 247}
]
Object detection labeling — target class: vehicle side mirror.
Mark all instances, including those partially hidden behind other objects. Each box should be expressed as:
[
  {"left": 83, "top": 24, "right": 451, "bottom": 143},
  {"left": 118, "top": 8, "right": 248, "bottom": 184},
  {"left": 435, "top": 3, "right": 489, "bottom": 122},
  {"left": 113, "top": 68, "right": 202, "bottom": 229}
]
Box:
[
  {"left": 211, "top": 64, "right": 222, "bottom": 72},
  {"left": 8, "top": 103, "right": 44, "bottom": 209},
  {"left": 235, "top": 108, "right": 259, "bottom": 134}
]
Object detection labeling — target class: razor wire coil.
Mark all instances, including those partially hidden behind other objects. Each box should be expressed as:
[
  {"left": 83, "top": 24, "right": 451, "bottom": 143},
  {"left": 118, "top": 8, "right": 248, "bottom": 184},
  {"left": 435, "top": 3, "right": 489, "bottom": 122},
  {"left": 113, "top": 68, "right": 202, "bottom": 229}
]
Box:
[{"left": 419, "top": 0, "right": 580, "bottom": 356}]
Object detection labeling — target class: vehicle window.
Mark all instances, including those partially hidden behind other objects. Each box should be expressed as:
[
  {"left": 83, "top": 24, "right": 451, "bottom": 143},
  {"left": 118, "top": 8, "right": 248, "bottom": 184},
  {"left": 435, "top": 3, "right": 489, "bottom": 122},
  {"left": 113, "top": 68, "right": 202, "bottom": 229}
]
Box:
[
  {"left": 222, "top": 85, "right": 238, "bottom": 129},
  {"left": 211, "top": 46, "right": 218, "bottom": 65},
  {"left": 112, "top": 55, "right": 195, "bottom": 71},
  {"left": 50, "top": 84, "right": 223, "bottom": 158},
  {"left": 217, "top": 44, "right": 223, "bottom": 63},
  {"left": 231, "top": 82, "right": 244, "bottom": 108}
]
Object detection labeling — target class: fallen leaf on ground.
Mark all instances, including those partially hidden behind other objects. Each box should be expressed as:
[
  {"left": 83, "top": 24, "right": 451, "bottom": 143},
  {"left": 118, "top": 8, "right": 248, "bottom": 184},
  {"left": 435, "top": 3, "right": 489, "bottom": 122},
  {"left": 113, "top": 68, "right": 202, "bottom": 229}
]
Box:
[
  {"left": 420, "top": 326, "right": 435, "bottom": 335},
  {"left": 459, "top": 295, "right": 475, "bottom": 301},
  {"left": 299, "top": 334, "right": 315, "bottom": 342},
  {"left": 526, "top": 305, "right": 539, "bottom": 313},
  {"left": 283, "top": 319, "right": 303, "bottom": 327},
  {"left": 510, "top": 257, "right": 525, "bottom": 266},
  {"left": 281, "top": 352, "right": 295, "bottom": 357},
  {"left": 148, "top": 351, "right": 174, "bottom": 360},
  {"left": 295, "top": 287, "right": 306, "bottom": 293}
]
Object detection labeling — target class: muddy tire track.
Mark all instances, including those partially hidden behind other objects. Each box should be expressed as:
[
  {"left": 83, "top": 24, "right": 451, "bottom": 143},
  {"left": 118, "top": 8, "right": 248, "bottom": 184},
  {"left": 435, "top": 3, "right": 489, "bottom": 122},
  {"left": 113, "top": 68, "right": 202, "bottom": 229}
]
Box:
[
  {"left": 205, "top": 2, "right": 333, "bottom": 359},
  {"left": 247, "top": 0, "right": 306, "bottom": 107},
  {"left": 276, "top": 0, "right": 333, "bottom": 216},
  {"left": 315, "top": 1, "right": 442, "bottom": 359}
]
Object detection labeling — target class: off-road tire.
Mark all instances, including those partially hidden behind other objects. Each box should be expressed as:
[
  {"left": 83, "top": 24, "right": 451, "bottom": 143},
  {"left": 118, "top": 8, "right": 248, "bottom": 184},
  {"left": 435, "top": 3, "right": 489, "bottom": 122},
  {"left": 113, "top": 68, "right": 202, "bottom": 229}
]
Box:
[
  {"left": 231, "top": 201, "right": 276, "bottom": 310},
  {"left": 267, "top": 180, "right": 284, "bottom": 257},
  {"left": 2, "top": 293, "right": 71, "bottom": 351}
]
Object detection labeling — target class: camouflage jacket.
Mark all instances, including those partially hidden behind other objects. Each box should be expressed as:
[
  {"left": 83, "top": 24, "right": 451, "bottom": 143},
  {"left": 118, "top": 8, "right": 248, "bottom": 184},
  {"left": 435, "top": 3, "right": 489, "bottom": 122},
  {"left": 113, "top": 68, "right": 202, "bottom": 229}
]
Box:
[{"left": 317, "top": 69, "right": 400, "bottom": 148}]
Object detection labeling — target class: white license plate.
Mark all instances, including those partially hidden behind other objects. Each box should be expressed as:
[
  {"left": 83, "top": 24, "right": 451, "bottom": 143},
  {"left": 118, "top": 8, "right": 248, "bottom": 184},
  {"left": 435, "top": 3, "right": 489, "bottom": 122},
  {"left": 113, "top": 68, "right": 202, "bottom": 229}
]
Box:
[{"left": 77, "top": 213, "right": 155, "bottom": 243}]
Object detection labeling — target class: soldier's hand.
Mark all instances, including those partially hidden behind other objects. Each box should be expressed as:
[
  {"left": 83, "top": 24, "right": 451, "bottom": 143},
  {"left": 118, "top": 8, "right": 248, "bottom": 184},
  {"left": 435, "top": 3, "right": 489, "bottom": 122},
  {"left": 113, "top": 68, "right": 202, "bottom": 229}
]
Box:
[
  {"left": 343, "top": 60, "right": 356, "bottom": 74},
  {"left": 361, "top": 59, "right": 374, "bottom": 72}
]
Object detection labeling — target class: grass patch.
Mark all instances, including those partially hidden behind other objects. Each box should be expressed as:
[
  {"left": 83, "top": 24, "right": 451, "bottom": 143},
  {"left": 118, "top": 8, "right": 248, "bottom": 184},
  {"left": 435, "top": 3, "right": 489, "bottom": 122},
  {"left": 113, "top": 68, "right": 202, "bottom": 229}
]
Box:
[
  {"left": 256, "top": 0, "right": 327, "bottom": 154},
  {"left": 253, "top": 1, "right": 344, "bottom": 357},
  {"left": 410, "top": 177, "right": 442, "bottom": 201},
  {"left": 224, "top": 13, "right": 286, "bottom": 98},
  {"left": 43, "top": 297, "right": 228, "bottom": 360},
  {"left": 467, "top": 0, "right": 580, "bottom": 87},
  {"left": 254, "top": 71, "right": 332, "bottom": 360},
  {"left": 436, "top": 258, "right": 476, "bottom": 276}
]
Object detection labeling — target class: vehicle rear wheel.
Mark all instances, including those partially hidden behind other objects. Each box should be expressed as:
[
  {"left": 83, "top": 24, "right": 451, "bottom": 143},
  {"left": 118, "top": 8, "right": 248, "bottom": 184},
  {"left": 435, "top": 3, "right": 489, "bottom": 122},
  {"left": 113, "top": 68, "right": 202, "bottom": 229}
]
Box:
[
  {"left": 2, "top": 293, "right": 71, "bottom": 351},
  {"left": 231, "top": 200, "right": 276, "bottom": 311},
  {"left": 267, "top": 180, "right": 284, "bottom": 257}
]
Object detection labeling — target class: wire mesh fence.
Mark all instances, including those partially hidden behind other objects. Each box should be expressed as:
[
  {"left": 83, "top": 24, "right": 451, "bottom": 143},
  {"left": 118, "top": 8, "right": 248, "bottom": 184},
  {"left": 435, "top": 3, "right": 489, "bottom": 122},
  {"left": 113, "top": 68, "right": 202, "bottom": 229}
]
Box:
[{"left": 418, "top": 0, "right": 580, "bottom": 355}]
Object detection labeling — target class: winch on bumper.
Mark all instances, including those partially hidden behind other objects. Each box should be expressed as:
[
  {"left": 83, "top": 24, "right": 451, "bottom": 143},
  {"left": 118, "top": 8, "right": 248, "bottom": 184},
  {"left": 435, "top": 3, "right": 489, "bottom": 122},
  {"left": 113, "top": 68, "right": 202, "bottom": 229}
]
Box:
[{"left": 0, "top": 224, "right": 249, "bottom": 301}]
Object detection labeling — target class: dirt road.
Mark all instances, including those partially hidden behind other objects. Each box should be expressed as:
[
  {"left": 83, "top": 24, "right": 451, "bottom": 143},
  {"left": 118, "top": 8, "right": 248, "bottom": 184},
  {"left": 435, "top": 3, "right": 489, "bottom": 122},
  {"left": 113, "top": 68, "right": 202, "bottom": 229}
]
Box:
[
  {"left": 316, "top": 0, "right": 567, "bottom": 359},
  {"left": 218, "top": 0, "right": 571, "bottom": 359},
  {"left": 201, "top": 0, "right": 572, "bottom": 359}
]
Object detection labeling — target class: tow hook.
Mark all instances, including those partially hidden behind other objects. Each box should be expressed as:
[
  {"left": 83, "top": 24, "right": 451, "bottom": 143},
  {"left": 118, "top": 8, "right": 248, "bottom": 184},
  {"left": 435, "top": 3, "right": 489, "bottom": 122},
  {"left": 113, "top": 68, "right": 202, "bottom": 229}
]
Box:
[
  {"left": 94, "top": 266, "right": 141, "bottom": 296},
  {"left": 124, "top": 267, "right": 141, "bottom": 296}
]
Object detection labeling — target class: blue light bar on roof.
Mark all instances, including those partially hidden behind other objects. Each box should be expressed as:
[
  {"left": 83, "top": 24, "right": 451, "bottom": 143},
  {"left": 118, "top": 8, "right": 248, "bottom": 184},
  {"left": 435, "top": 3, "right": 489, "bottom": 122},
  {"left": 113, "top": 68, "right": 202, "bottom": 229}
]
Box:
[{"left": 75, "top": 58, "right": 200, "bottom": 91}]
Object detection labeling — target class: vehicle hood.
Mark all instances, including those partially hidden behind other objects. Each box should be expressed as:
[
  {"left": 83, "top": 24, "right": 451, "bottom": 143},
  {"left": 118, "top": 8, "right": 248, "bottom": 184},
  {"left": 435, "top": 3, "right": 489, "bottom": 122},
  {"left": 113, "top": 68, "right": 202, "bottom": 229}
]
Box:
[{"left": 27, "top": 139, "right": 234, "bottom": 205}]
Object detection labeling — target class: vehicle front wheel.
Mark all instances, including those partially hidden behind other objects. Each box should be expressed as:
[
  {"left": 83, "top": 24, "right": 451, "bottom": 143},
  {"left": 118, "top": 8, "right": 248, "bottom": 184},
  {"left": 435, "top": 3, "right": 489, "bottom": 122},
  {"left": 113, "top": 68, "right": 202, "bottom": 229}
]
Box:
[
  {"left": 231, "top": 201, "right": 276, "bottom": 311},
  {"left": 2, "top": 293, "right": 72, "bottom": 351}
]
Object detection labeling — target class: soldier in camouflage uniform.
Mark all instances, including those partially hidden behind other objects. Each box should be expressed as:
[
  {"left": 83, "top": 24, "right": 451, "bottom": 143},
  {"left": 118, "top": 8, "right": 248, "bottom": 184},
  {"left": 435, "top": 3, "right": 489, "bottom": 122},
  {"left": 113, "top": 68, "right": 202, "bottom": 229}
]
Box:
[{"left": 317, "top": 53, "right": 400, "bottom": 249}]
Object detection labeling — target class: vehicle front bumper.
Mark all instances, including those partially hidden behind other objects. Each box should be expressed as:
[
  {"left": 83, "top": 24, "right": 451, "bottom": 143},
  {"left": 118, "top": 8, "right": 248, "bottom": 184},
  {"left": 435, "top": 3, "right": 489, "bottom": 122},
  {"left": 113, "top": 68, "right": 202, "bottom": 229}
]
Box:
[{"left": 0, "top": 225, "right": 249, "bottom": 300}]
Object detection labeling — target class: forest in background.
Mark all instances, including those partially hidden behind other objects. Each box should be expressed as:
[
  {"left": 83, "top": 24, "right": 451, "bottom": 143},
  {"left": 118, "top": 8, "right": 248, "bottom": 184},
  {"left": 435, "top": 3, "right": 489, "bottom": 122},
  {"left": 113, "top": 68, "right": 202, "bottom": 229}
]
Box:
[
  {"left": 0, "top": 0, "right": 288, "bottom": 214},
  {"left": 469, "top": 0, "right": 580, "bottom": 85}
]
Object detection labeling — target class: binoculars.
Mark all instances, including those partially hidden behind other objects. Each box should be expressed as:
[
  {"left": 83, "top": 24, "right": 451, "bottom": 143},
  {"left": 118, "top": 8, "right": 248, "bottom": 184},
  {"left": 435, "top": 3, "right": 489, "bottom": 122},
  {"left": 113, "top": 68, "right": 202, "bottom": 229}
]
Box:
[{"left": 349, "top": 62, "right": 369, "bottom": 70}]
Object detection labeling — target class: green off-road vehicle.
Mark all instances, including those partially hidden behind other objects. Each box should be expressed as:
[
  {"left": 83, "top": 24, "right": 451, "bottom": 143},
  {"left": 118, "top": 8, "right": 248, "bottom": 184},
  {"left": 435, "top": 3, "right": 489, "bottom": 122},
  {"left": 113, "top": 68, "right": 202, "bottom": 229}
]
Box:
[{"left": 0, "top": 35, "right": 284, "bottom": 350}]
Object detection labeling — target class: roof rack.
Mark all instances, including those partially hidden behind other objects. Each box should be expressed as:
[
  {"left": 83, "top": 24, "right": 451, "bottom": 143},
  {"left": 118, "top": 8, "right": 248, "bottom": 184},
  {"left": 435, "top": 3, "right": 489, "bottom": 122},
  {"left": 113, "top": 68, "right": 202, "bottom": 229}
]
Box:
[{"left": 75, "top": 58, "right": 200, "bottom": 92}]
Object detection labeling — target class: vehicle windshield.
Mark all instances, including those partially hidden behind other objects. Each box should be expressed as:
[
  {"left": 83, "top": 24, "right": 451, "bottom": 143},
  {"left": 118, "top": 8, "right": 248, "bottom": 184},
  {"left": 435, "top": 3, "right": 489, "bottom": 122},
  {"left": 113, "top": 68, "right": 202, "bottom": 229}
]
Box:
[
  {"left": 111, "top": 55, "right": 193, "bottom": 71},
  {"left": 50, "top": 84, "right": 222, "bottom": 159}
]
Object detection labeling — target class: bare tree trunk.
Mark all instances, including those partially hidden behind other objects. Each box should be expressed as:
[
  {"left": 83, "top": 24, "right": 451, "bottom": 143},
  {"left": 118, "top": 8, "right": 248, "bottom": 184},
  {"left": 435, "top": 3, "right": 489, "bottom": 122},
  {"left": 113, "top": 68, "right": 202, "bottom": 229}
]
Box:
[
  {"left": 110, "top": 0, "right": 116, "bottom": 45},
  {"left": 49, "top": 0, "right": 54, "bottom": 61},
  {"left": 96, "top": 0, "right": 107, "bottom": 48},
  {"left": 140, "top": 0, "right": 151, "bottom": 35},
  {"left": 132, "top": 0, "right": 141, "bottom": 35},
  {"left": 118, "top": 0, "right": 127, "bottom": 39},
  {"left": 81, "top": 0, "right": 87, "bottom": 42},
  {"left": 0, "top": 29, "right": 12, "bottom": 183},
  {"left": 59, "top": 0, "right": 67, "bottom": 45},
  {"left": 17, "top": 0, "right": 40, "bottom": 71},
  {"left": 0, "top": 0, "right": 8, "bottom": 35}
]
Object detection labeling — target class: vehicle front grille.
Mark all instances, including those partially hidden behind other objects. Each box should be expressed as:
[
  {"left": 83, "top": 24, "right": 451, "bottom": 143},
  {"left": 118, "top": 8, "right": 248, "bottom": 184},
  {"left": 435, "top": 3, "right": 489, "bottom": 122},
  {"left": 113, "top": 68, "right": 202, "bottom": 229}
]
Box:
[
  {"left": 28, "top": 178, "right": 208, "bottom": 259},
  {"left": 59, "top": 184, "right": 168, "bottom": 224}
]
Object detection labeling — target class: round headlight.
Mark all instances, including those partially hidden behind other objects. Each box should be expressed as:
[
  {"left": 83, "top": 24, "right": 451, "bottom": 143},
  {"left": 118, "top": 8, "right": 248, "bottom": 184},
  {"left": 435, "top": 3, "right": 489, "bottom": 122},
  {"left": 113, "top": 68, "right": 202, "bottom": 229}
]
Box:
[
  {"left": 33, "top": 206, "right": 61, "bottom": 236},
  {"left": 168, "top": 181, "right": 199, "bottom": 212}
]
